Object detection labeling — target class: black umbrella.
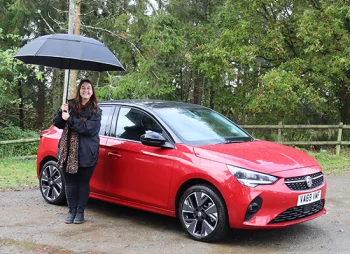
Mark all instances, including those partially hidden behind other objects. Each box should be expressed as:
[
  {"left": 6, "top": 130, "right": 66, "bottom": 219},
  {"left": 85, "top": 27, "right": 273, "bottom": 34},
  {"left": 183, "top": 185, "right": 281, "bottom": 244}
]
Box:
[{"left": 14, "top": 33, "right": 125, "bottom": 101}]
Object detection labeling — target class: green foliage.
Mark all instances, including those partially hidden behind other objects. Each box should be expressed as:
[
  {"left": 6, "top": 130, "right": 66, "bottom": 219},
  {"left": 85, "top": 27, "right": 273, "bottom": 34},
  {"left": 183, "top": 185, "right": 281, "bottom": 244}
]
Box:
[
  {"left": 1, "top": 0, "right": 350, "bottom": 138},
  {"left": 0, "top": 30, "right": 22, "bottom": 125},
  {"left": 0, "top": 142, "right": 38, "bottom": 158},
  {"left": 199, "top": 0, "right": 350, "bottom": 124},
  {"left": 247, "top": 70, "right": 301, "bottom": 123},
  {"left": 96, "top": 58, "right": 176, "bottom": 100},
  {"left": 96, "top": 12, "right": 185, "bottom": 101},
  {"left": 0, "top": 125, "right": 39, "bottom": 158},
  {"left": 0, "top": 23, "right": 45, "bottom": 129},
  {"left": 0, "top": 125, "right": 38, "bottom": 140}
]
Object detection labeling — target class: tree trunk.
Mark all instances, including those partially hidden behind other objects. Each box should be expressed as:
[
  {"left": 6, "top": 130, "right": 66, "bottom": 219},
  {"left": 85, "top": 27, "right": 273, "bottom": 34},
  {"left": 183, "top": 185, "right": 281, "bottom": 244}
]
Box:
[
  {"left": 63, "top": 0, "right": 80, "bottom": 103},
  {"left": 52, "top": 70, "right": 64, "bottom": 112},
  {"left": 178, "top": 68, "right": 183, "bottom": 100},
  {"left": 210, "top": 89, "right": 215, "bottom": 109},
  {"left": 124, "top": 0, "right": 128, "bottom": 10},
  {"left": 36, "top": 78, "right": 45, "bottom": 130},
  {"left": 339, "top": 71, "right": 350, "bottom": 124},
  {"left": 69, "top": 1, "right": 80, "bottom": 99},
  {"left": 193, "top": 73, "right": 199, "bottom": 105},
  {"left": 18, "top": 79, "right": 24, "bottom": 130}
]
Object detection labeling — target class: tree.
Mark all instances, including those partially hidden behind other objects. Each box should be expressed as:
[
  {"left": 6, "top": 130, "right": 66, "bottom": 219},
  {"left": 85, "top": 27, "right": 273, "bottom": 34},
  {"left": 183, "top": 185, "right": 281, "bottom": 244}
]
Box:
[
  {"left": 84, "top": 1, "right": 186, "bottom": 100},
  {"left": 2, "top": 0, "right": 350, "bottom": 132},
  {"left": 0, "top": 0, "right": 67, "bottom": 129},
  {"left": 0, "top": 29, "right": 44, "bottom": 129},
  {"left": 198, "top": 0, "right": 350, "bottom": 124}
]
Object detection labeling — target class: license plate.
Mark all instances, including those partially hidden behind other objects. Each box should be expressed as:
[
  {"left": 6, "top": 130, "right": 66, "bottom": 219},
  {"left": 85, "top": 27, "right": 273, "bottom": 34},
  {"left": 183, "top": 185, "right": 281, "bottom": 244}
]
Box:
[{"left": 297, "top": 190, "right": 321, "bottom": 206}]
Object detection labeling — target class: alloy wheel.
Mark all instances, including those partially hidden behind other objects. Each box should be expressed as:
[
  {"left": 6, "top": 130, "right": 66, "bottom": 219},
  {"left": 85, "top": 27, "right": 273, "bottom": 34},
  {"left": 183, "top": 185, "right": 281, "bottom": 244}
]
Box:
[
  {"left": 40, "top": 163, "right": 63, "bottom": 201},
  {"left": 181, "top": 191, "right": 218, "bottom": 237}
]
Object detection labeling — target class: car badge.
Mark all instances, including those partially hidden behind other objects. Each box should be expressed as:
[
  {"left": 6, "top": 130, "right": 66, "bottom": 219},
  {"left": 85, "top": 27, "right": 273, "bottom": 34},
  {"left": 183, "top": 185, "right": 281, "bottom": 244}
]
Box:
[{"left": 305, "top": 176, "right": 313, "bottom": 188}]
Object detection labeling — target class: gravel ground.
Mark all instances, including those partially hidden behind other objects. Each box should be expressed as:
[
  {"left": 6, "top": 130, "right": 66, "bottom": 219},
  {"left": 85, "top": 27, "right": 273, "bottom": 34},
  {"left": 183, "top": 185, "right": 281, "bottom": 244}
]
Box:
[{"left": 0, "top": 174, "right": 349, "bottom": 254}]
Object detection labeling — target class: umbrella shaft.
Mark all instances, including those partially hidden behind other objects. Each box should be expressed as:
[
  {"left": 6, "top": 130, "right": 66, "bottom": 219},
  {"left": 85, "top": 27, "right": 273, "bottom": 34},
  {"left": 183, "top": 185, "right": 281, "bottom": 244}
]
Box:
[{"left": 65, "top": 69, "right": 71, "bottom": 103}]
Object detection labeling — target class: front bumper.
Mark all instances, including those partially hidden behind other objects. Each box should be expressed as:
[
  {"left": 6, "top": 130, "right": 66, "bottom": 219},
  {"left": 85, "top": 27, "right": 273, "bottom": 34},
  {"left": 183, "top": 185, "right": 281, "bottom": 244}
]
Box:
[{"left": 226, "top": 173, "right": 327, "bottom": 229}]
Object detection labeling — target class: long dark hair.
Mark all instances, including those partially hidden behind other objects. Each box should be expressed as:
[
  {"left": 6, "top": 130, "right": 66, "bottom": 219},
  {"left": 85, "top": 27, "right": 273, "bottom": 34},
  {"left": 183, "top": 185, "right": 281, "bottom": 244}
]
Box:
[{"left": 73, "top": 79, "right": 98, "bottom": 114}]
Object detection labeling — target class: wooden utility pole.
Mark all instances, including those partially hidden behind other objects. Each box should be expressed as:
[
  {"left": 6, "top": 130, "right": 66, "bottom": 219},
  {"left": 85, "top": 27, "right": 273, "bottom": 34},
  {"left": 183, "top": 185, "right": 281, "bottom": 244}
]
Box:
[
  {"left": 63, "top": 0, "right": 81, "bottom": 103},
  {"left": 70, "top": 2, "right": 80, "bottom": 98}
]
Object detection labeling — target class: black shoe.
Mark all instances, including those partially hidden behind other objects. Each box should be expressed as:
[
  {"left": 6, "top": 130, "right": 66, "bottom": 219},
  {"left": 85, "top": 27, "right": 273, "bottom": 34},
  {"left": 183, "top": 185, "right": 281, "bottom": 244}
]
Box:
[
  {"left": 74, "top": 207, "right": 85, "bottom": 224},
  {"left": 65, "top": 208, "right": 76, "bottom": 224}
]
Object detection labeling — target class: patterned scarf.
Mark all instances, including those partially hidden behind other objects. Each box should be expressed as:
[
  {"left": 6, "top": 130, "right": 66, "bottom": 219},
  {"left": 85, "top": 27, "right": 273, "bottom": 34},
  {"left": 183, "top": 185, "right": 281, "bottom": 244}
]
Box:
[{"left": 57, "top": 118, "right": 87, "bottom": 174}]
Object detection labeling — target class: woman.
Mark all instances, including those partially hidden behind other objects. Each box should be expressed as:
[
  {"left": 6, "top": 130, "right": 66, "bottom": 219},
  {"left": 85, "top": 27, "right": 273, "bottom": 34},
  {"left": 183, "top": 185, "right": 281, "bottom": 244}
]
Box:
[{"left": 53, "top": 79, "right": 102, "bottom": 224}]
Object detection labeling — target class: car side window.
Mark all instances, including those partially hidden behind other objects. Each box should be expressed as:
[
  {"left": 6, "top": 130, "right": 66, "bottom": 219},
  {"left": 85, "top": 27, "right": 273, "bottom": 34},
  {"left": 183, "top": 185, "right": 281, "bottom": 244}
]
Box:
[
  {"left": 116, "top": 107, "right": 162, "bottom": 141},
  {"left": 99, "top": 105, "right": 114, "bottom": 136}
]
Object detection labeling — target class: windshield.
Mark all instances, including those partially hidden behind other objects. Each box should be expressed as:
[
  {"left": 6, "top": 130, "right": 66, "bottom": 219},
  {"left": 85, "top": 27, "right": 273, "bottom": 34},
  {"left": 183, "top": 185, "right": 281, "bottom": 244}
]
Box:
[{"left": 155, "top": 107, "right": 252, "bottom": 146}]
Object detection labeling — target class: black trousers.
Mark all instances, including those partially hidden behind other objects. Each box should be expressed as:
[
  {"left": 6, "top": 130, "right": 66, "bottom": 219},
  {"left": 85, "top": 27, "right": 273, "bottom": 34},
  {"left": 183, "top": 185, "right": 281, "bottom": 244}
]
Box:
[{"left": 63, "top": 166, "right": 95, "bottom": 209}]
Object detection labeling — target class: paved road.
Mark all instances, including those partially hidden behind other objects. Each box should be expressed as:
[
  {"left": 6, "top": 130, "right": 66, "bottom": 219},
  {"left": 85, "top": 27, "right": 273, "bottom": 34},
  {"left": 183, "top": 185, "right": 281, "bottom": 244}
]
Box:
[{"left": 0, "top": 174, "right": 349, "bottom": 254}]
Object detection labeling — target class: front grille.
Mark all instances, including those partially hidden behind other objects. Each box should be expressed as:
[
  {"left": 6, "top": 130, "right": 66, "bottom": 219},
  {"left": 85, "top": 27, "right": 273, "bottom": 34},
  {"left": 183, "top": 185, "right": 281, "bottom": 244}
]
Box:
[
  {"left": 285, "top": 172, "right": 324, "bottom": 191},
  {"left": 268, "top": 199, "right": 324, "bottom": 224}
]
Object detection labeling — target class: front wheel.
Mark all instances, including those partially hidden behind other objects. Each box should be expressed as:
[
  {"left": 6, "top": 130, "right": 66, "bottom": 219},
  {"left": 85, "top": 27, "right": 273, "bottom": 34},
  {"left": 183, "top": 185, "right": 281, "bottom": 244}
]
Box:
[
  {"left": 39, "top": 160, "right": 66, "bottom": 205},
  {"left": 178, "top": 184, "right": 229, "bottom": 242}
]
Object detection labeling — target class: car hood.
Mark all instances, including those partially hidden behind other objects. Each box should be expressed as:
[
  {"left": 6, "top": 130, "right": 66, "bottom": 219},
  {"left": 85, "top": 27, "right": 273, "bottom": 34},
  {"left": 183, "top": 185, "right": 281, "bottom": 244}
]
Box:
[{"left": 193, "top": 140, "right": 319, "bottom": 173}]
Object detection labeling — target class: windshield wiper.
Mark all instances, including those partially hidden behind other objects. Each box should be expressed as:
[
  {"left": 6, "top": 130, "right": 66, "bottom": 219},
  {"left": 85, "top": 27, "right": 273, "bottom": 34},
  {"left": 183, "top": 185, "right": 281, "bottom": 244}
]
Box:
[
  {"left": 224, "top": 140, "right": 244, "bottom": 144},
  {"left": 222, "top": 137, "right": 253, "bottom": 144}
]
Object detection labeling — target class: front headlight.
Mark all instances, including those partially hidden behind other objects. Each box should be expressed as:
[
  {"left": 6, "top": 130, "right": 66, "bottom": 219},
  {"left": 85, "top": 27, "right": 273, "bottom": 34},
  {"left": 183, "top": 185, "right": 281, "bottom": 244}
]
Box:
[{"left": 227, "top": 165, "right": 278, "bottom": 188}]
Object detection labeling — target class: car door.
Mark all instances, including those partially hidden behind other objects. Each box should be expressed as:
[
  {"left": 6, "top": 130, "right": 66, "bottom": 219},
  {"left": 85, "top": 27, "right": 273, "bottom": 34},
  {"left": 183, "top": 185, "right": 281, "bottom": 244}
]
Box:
[
  {"left": 89, "top": 104, "right": 115, "bottom": 195},
  {"left": 105, "top": 106, "right": 175, "bottom": 209}
]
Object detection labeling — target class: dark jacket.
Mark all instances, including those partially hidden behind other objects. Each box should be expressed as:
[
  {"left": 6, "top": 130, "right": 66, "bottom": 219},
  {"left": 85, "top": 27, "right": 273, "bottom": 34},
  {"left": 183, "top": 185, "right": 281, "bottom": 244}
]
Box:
[{"left": 53, "top": 101, "right": 102, "bottom": 168}]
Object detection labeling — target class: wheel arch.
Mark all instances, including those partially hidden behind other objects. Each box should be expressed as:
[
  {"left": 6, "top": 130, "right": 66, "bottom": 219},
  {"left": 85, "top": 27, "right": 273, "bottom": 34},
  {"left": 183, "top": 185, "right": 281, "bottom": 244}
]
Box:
[
  {"left": 38, "top": 156, "right": 57, "bottom": 176},
  {"left": 175, "top": 178, "right": 228, "bottom": 218}
]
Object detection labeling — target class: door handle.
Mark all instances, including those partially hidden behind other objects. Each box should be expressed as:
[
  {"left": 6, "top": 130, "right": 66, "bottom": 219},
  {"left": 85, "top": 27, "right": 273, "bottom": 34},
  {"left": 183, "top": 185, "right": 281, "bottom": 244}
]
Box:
[{"left": 108, "top": 152, "right": 121, "bottom": 158}]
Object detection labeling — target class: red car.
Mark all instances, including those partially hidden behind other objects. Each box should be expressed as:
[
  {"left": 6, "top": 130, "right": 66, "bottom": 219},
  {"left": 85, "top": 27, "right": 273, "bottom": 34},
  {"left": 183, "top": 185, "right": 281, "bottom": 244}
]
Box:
[{"left": 37, "top": 100, "right": 327, "bottom": 242}]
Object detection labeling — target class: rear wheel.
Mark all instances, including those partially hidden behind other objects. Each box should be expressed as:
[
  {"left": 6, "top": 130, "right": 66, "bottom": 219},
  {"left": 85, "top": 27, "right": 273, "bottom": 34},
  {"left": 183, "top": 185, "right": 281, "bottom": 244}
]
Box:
[
  {"left": 39, "top": 160, "right": 66, "bottom": 205},
  {"left": 178, "top": 184, "right": 229, "bottom": 242}
]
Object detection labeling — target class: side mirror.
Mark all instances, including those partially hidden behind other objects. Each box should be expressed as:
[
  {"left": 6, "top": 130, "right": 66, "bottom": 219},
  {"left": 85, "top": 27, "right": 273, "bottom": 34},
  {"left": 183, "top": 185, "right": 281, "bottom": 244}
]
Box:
[{"left": 140, "top": 132, "right": 174, "bottom": 148}]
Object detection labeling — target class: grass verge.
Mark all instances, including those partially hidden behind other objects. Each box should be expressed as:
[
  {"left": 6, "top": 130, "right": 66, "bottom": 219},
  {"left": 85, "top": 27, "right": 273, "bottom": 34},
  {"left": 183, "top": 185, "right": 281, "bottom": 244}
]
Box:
[
  {"left": 305, "top": 148, "right": 350, "bottom": 175},
  {"left": 0, "top": 157, "right": 37, "bottom": 190}
]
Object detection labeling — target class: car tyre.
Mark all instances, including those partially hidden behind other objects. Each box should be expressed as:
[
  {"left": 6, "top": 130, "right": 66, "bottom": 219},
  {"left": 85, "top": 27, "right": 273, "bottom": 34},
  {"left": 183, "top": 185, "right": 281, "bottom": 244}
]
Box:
[
  {"left": 39, "top": 160, "right": 66, "bottom": 205},
  {"left": 178, "top": 184, "right": 229, "bottom": 242}
]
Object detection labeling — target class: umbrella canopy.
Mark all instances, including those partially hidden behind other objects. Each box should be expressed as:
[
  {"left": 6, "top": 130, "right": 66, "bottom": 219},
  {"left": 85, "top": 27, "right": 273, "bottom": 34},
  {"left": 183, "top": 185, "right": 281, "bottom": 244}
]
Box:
[{"left": 14, "top": 33, "right": 125, "bottom": 71}]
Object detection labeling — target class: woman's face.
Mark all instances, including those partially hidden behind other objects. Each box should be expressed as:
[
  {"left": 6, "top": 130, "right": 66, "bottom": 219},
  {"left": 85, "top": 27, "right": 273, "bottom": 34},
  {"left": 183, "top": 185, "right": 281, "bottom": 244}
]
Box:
[{"left": 80, "top": 82, "right": 93, "bottom": 102}]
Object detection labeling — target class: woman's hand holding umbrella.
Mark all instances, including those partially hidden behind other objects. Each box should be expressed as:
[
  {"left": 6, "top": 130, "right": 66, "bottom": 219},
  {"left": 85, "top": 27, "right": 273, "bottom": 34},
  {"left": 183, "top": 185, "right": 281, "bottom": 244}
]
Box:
[
  {"left": 61, "top": 104, "right": 68, "bottom": 112},
  {"left": 62, "top": 110, "right": 70, "bottom": 121},
  {"left": 61, "top": 104, "right": 70, "bottom": 120}
]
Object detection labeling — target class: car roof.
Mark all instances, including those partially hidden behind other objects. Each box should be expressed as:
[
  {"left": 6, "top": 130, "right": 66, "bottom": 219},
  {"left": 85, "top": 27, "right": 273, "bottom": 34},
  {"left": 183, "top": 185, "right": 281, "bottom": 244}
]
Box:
[{"left": 99, "top": 99, "right": 205, "bottom": 110}]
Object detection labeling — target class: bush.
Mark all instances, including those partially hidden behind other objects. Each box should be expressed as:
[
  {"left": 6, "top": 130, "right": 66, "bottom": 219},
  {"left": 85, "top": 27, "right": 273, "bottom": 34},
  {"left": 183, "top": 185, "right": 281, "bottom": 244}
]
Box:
[{"left": 0, "top": 125, "right": 39, "bottom": 158}]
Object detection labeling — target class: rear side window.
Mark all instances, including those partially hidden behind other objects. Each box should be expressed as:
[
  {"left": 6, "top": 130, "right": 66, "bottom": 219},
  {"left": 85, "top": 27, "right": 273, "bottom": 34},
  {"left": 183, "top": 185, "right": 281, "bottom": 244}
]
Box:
[{"left": 99, "top": 105, "right": 114, "bottom": 136}]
